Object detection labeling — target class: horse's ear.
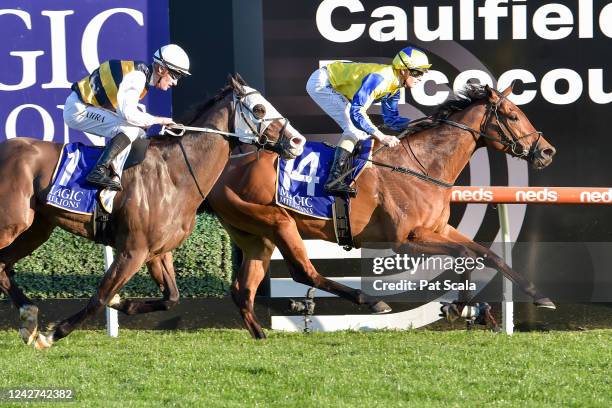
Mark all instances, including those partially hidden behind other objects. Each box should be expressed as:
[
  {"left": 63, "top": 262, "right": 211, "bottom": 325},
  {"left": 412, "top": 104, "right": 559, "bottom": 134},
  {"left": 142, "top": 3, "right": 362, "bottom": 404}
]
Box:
[
  {"left": 234, "top": 72, "right": 248, "bottom": 86},
  {"left": 485, "top": 84, "right": 499, "bottom": 103},
  {"left": 501, "top": 80, "right": 515, "bottom": 97},
  {"left": 229, "top": 75, "right": 245, "bottom": 96}
]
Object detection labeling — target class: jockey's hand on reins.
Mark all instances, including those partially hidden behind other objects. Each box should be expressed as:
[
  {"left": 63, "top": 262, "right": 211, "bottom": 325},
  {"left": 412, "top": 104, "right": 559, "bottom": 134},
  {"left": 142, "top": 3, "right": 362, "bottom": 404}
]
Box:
[{"left": 161, "top": 124, "right": 186, "bottom": 137}]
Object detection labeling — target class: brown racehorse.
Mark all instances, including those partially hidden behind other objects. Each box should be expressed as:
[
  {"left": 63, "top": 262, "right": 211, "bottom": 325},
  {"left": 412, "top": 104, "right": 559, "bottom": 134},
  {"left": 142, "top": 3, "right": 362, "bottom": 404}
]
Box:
[
  {"left": 204, "top": 84, "right": 557, "bottom": 339},
  {"left": 0, "top": 74, "right": 304, "bottom": 349}
]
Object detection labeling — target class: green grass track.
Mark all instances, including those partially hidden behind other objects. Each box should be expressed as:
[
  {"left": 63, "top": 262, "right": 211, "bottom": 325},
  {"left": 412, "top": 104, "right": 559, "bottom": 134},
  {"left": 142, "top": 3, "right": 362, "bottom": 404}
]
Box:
[{"left": 0, "top": 329, "right": 610, "bottom": 407}]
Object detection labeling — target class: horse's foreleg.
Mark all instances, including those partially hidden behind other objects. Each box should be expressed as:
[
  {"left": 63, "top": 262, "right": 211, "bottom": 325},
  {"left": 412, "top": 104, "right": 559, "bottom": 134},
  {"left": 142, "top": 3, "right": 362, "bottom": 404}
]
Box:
[
  {"left": 274, "top": 221, "right": 391, "bottom": 314},
  {"left": 443, "top": 226, "right": 554, "bottom": 308},
  {"left": 234, "top": 257, "right": 270, "bottom": 339},
  {"left": 35, "top": 248, "right": 148, "bottom": 349},
  {"left": 409, "top": 226, "right": 554, "bottom": 308},
  {"left": 223, "top": 222, "right": 275, "bottom": 339},
  {"left": 0, "top": 268, "right": 39, "bottom": 345},
  {"left": 110, "top": 252, "right": 180, "bottom": 315},
  {"left": 0, "top": 217, "right": 55, "bottom": 345}
]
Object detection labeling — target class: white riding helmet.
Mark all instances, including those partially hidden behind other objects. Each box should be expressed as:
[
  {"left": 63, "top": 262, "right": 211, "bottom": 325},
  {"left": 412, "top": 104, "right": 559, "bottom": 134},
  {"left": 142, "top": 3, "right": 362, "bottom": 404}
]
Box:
[{"left": 153, "top": 44, "right": 191, "bottom": 76}]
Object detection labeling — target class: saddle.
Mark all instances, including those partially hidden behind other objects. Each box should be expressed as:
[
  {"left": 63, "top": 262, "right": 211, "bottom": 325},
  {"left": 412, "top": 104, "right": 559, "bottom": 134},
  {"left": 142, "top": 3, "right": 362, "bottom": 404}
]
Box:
[
  {"left": 275, "top": 139, "right": 374, "bottom": 250},
  {"left": 45, "top": 139, "right": 150, "bottom": 245}
]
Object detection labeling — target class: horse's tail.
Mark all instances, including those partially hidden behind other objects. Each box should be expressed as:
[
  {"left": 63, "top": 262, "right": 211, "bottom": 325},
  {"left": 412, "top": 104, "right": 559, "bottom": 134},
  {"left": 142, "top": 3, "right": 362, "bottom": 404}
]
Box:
[{"left": 197, "top": 199, "right": 215, "bottom": 215}]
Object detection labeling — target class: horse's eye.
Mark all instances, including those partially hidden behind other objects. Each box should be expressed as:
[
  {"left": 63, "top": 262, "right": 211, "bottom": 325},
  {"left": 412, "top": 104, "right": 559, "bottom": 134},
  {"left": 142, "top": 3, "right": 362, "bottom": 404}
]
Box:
[{"left": 508, "top": 112, "right": 519, "bottom": 122}]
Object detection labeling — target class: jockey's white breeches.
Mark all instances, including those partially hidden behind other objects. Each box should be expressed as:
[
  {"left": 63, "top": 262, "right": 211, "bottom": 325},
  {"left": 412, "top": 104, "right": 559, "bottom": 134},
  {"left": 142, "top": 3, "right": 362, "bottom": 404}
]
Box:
[
  {"left": 306, "top": 67, "right": 369, "bottom": 143},
  {"left": 63, "top": 91, "right": 146, "bottom": 176},
  {"left": 63, "top": 91, "right": 146, "bottom": 142}
]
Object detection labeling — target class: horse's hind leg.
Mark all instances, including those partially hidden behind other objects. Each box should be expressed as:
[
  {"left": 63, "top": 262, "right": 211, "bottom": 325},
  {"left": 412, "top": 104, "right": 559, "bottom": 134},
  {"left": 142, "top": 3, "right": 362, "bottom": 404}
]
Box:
[
  {"left": 0, "top": 217, "right": 55, "bottom": 344},
  {"left": 110, "top": 252, "right": 180, "bottom": 315},
  {"left": 224, "top": 222, "right": 275, "bottom": 339},
  {"left": 273, "top": 221, "right": 391, "bottom": 314}
]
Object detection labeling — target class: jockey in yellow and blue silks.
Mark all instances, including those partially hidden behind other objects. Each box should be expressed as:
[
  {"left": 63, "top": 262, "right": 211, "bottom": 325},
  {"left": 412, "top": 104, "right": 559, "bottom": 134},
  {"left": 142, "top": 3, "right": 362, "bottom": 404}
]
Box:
[{"left": 306, "top": 46, "right": 431, "bottom": 196}]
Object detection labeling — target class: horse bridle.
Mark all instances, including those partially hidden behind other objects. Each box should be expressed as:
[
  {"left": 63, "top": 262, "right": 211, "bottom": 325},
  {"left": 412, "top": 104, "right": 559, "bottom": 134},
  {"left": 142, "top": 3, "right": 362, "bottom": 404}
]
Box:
[
  {"left": 439, "top": 94, "right": 543, "bottom": 160},
  {"left": 234, "top": 90, "right": 292, "bottom": 156},
  {"left": 164, "top": 88, "right": 295, "bottom": 200},
  {"left": 164, "top": 89, "right": 293, "bottom": 157}
]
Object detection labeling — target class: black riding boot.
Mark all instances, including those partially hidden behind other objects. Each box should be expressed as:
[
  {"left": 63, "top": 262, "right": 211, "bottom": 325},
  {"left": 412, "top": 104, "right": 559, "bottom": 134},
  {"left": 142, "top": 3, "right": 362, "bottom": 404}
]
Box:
[
  {"left": 324, "top": 146, "right": 357, "bottom": 197},
  {"left": 86, "top": 133, "right": 131, "bottom": 191}
]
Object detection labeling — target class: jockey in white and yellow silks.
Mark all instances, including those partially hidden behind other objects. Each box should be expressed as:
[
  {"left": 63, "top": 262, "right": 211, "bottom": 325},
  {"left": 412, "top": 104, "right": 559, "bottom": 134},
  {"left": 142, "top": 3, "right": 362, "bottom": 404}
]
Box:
[{"left": 306, "top": 46, "right": 431, "bottom": 196}]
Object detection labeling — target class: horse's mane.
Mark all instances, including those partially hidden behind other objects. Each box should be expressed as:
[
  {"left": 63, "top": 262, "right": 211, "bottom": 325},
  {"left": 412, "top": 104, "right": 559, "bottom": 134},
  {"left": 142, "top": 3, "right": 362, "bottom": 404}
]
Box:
[
  {"left": 148, "top": 83, "right": 235, "bottom": 145},
  {"left": 177, "top": 85, "right": 233, "bottom": 126},
  {"left": 405, "top": 84, "right": 493, "bottom": 136}
]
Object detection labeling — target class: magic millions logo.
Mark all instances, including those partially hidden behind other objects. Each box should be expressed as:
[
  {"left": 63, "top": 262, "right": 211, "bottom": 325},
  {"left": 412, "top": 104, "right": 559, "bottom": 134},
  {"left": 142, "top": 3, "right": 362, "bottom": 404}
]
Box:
[
  {"left": 47, "top": 185, "right": 84, "bottom": 210},
  {"left": 277, "top": 186, "right": 316, "bottom": 215}
]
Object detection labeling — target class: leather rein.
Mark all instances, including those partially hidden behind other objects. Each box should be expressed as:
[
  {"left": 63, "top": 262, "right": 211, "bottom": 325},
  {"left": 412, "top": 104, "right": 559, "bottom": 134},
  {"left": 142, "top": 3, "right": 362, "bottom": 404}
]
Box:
[{"left": 370, "top": 94, "right": 543, "bottom": 188}]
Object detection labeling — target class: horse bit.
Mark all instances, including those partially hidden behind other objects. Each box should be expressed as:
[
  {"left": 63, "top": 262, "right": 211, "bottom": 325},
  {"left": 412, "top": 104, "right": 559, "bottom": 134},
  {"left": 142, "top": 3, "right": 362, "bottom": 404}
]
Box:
[{"left": 439, "top": 94, "right": 543, "bottom": 160}]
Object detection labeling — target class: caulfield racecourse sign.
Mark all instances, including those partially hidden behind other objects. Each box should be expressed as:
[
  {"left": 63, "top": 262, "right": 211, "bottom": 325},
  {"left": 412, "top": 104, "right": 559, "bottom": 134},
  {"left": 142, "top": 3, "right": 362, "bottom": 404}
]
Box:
[
  {"left": 315, "top": 0, "right": 612, "bottom": 106},
  {"left": 316, "top": 0, "right": 612, "bottom": 42},
  {"left": 0, "top": 0, "right": 169, "bottom": 145}
]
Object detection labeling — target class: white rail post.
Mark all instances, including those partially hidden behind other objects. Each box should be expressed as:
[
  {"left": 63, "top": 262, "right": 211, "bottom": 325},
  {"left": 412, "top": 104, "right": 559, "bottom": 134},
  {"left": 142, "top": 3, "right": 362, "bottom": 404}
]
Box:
[
  {"left": 103, "top": 246, "right": 119, "bottom": 337},
  {"left": 497, "top": 204, "right": 514, "bottom": 335}
]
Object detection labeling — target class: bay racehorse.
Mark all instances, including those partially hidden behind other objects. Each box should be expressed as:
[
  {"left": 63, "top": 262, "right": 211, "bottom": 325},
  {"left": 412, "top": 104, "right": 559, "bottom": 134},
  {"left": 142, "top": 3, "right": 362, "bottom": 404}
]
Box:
[
  {"left": 205, "top": 84, "right": 557, "bottom": 338},
  {"left": 0, "top": 74, "right": 305, "bottom": 349}
]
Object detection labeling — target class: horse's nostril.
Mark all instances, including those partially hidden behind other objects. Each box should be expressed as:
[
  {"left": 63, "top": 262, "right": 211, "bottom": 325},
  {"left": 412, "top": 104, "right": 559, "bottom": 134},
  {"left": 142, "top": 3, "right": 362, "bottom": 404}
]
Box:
[
  {"left": 291, "top": 136, "right": 305, "bottom": 146},
  {"left": 542, "top": 147, "right": 556, "bottom": 158}
]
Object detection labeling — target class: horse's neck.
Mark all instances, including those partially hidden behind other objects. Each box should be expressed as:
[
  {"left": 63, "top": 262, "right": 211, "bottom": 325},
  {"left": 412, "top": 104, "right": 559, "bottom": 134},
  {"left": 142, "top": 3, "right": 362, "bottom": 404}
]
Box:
[
  {"left": 404, "top": 104, "right": 486, "bottom": 184},
  {"left": 167, "top": 101, "right": 232, "bottom": 205}
]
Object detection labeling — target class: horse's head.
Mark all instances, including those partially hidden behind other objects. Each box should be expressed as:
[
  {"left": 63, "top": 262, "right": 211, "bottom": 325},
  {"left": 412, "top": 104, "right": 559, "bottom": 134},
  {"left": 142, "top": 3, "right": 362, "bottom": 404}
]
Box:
[
  {"left": 480, "top": 84, "right": 556, "bottom": 169},
  {"left": 229, "top": 74, "right": 305, "bottom": 159}
]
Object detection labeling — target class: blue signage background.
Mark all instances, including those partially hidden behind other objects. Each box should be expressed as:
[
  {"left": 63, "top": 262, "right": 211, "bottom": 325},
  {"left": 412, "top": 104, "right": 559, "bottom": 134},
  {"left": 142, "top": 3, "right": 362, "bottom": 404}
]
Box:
[{"left": 0, "top": 0, "right": 169, "bottom": 145}]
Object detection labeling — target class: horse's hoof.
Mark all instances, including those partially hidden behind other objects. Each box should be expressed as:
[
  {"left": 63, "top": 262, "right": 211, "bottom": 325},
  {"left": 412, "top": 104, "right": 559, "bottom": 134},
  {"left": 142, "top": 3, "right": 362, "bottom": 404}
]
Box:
[
  {"left": 33, "top": 333, "right": 53, "bottom": 350},
  {"left": 108, "top": 294, "right": 121, "bottom": 307},
  {"left": 19, "top": 328, "right": 37, "bottom": 346},
  {"left": 19, "top": 305, "right": 39, "bottom": 345},
  {"left": 534, "top": 298, "right": 556, "bottom": 310},
  {"left": 370, "top": 301, "right": 392, "bottom": 314}
]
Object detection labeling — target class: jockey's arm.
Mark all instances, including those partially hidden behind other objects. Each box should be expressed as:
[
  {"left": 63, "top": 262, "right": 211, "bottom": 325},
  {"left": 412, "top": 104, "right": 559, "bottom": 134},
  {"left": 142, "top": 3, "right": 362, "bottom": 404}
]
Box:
[
  {"left": 380, "top": 90, "right": 410, "bottom": 131},
  {"left": 349, "top": 73, "right": 384, "bottom": 136},
  {"left": 349, "top": 74, "right": 400, "bottom": 147},
  {"left": 116, "top": 71, "right": 170, "bottom": 128}
]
